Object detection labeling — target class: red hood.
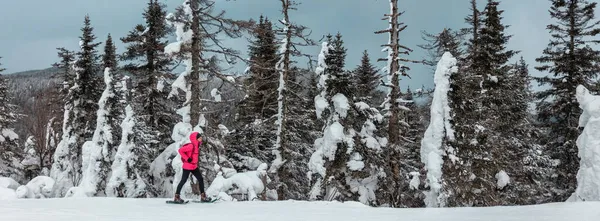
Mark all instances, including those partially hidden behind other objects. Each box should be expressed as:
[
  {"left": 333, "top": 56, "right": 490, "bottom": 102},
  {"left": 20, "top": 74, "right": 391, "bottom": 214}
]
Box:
[{"left": 189, "top": 131, "right": 200, "bottom": 148}]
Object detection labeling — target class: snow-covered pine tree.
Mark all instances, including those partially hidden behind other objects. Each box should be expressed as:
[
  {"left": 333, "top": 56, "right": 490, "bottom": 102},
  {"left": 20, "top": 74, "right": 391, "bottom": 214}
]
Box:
[
  {"left": 468, "top": 0, "right": 520, "bottom": 206},
  {"left": 503, "top": 57, "right": 555, "bottom": 205},
  {"left": 534, "top": 0, "right": 600, "bottom": 202},
  {"left": 76, "top": 67, "right": 121, "bottom": 197},
  {"left": 352, "top": 50, "right": 380, "bottom": 103},
  {"left": 309, "top": 38, "right": 387, "bottom": 205},
  {"left": 0, "top": 57, "right": 25, "bottom": 184},
  {"left": 102, "top": 34, "right": 123, "bottom": 153},
  {"left": 120, "top": 0, "right": 176, "bottom": 160},
  {"left": 421, "top": 52, "right": 458, "bottom": 208},
  {"left": 50, "top": 16, "right": 102, "bottom": 197},
  {"left": 443, "top": 0, "right": 486, "bottom": 207},
  {"left": 106, "top": 75, "right": 157, "bottom": 198},
  {"left": 268, "top": 0, "right": 319, "bottom": 201},
  {"left": 227, "top": 15, "right": 279, "bottom": 173},
  {"left": 373, "top": 0, "right": 421, "bottom": 208},
  {"left": 395, "top": 87, "right": 426, "bottom": 207},
  {"left": 270, "top": 66, "right": 318, "bottom": 201}
]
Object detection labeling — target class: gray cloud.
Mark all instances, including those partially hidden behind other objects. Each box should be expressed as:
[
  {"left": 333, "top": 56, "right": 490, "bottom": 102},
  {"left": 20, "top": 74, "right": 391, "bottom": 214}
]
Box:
[{"left": 0, "top": 0, "right": 557, "bottom": 92}]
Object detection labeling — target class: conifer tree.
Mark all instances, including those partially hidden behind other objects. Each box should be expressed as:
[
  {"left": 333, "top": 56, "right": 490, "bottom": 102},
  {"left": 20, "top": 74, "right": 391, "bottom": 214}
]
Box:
[
  {"left": 102, "top": 34, "right": 122, "bottom": 149},
  {"left": 309, "top": 41, "right": 386, "bottom": 206},
  {"left": 227, "top": 16, "right": 280, "bottom": 173},
  {"left": 324, "top": 33, "right": 353, "bottom": 98},
  {"left": 103, "top": 34, "right": 118, "bottom": 71},
  {"left": 418, "top": 28, "right": 464, "bottom": 69},
  {"left": 270, "top": 0, "right": 318, "bottom": 200},
  {"left": 50, "top": 15, "right": 102, "bottom": 196},
  {"left": 121, "top": 0, "right": 176, "bottom": 157},
  {"left": 353, "top": 50, "right": 380, "bottom": 102},
  {"left": 534, "top": 0, "right": 600, "bottom": 201},
  {"left": 239, "top": 15, "right": 280, "bottom": 123},
  {"left": 78, "top": 67, "right": 121, "bottom": 196},
  {"left": 0, "top": 57, "right": 24, "bottom": 183}
]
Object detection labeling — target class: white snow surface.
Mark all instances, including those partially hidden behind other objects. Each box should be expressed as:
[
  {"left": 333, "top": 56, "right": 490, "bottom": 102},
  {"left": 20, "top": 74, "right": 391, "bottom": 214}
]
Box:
[
  {"left": 420, "top": 52, "right": 458, "bottom": 207},
  {"left": 1, "top": 198, "right": 599, "bottom": 221},
  {"left": 0, "top": 186, "right": 16, "bottom": 200},
  {"left": 570, "top": 85, "right": 600, "bottom": 201}
]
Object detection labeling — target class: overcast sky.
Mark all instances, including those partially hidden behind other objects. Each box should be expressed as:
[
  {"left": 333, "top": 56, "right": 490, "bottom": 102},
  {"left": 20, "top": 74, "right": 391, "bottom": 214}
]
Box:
[{"left": 0, "top": 0, "right": 564, "bottom": 90}]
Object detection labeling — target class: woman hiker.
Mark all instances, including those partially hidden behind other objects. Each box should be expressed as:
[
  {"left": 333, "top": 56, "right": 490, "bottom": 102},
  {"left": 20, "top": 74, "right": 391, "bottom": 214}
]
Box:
[{"left": 173, "top": 131, "right": 212, "bottom": 203}]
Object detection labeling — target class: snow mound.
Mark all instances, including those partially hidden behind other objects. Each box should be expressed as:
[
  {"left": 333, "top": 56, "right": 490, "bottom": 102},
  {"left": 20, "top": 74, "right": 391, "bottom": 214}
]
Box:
[
  {"left": 206, "top": 163, "right": 269, "bottom": 201},
  {"left": 570, "top": 85, "right": 600, "bottom": 201},
  {"left": 15, "top": 176, "right": 55, "bottom": 199},
  {"left": 0, "top": 177, "right": 20, "bottom": 190}
]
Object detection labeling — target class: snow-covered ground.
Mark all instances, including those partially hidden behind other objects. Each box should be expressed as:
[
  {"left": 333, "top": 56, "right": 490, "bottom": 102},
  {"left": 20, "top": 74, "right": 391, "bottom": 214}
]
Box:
[{"left": 0, "top": 198, "right": 598, "bottom": 221}]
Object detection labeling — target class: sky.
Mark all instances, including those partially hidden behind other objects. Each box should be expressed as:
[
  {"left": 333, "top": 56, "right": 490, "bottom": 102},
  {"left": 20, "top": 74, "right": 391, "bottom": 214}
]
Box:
[{"left": 0, "top": 0, "right": 565, "bottom": 91}]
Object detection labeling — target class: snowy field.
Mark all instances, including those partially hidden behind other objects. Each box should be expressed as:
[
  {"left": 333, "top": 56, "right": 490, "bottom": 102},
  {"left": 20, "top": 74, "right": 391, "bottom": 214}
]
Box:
[{"left": 0, "top": 198, "right": 598, "bottom": 221}]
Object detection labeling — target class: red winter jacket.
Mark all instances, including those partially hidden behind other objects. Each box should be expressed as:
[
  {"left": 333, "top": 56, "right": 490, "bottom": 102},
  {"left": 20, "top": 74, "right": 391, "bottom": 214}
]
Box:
[{"left": 179, "top": 132, "right": 201, "bottom": 170}]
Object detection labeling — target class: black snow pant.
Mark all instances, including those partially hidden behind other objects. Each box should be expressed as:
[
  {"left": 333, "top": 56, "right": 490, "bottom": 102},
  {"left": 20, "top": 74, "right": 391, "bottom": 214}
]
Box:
[{"left": 175, "top": 168, "right": 205, "bottom": 195}]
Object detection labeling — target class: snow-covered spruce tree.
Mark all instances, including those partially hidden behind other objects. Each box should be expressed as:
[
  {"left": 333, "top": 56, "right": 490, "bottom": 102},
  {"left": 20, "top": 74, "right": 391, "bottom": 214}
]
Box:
[
  {"left": 0, "top": 57, "right": 25, "bottom": 184},
  {"left": 102, "top": 34, "right": 123, "bottom": 152},
  {"left": 151, "top": 0, "right": 252, "bottom": 197},
  {"left": 570, "top": 85, "right": 600, "bottom": 201},
  {"left": 120, "top": 0, "right": 176, "bottom": 160},
  {"left": 501, "top": 57, "right": 555, "bottom": 205},
  {"left": 76, "top": 67, "right": 121, "bottom": 197},
  {"left": 266, "top": 0, "right": 319, "bottom": 201},
  {"left": 50, "top": 15, "right": 102, "bottom": 197},
  {"left": 442, "top": 0, "right": 484, "bottom": 207},
  {"left": 471, "top": 0, "right": 521, "bottom": 206},
  {"left": 227, "top": 15, "right": 279, "bottom": 174},
  {"left": 352, "top": 50, "right": 381, "bottom": 103},
  {"left": 534, "top": 0, "right": 600, "bottom": 202},
  {"left": 420, "top": 52, "right": 457, "bottom": 207},
  {"left": 309, "top": 39, "right": 387, "bottom": 205},
  {"left": 373, "top": 0, "right": 421, "bottom": 208},
  {"left": 397, "top": 87, "right": 427, "bottom": 207},
  {"left": 105, "top": 75, "right": 157, "bottom": 198}
]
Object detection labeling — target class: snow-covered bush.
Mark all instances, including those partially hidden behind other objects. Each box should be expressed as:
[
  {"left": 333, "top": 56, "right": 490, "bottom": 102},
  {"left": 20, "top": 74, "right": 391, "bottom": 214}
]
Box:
[
  {"left": 206, "top": 163, "right": 269, "bottom": 201},
  {"left": 15, "top": 176, "right": 55, "bottom": 199}
]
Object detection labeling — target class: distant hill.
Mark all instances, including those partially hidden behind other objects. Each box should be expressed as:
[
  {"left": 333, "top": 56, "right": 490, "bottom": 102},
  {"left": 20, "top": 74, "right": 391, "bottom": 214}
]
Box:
[{"left": 5, "top": 67, "right": 61, "bottom": 80}]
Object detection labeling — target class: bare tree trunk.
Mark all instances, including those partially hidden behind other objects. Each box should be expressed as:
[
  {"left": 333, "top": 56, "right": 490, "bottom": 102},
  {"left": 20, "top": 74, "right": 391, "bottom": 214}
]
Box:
[{"left": 188, "top": 0, "right": 202, "bottom": 128}]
